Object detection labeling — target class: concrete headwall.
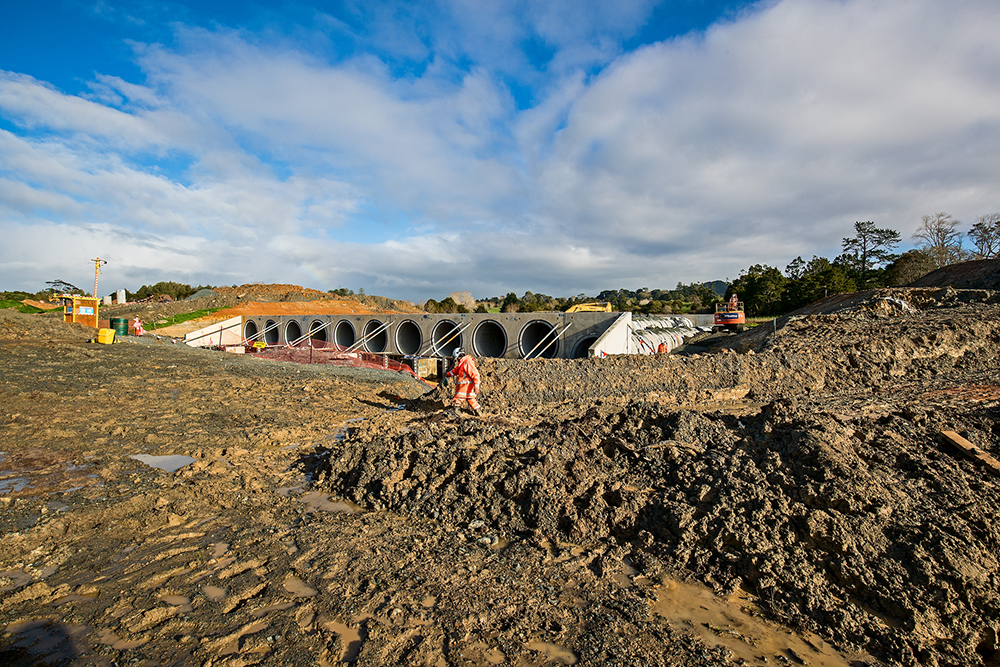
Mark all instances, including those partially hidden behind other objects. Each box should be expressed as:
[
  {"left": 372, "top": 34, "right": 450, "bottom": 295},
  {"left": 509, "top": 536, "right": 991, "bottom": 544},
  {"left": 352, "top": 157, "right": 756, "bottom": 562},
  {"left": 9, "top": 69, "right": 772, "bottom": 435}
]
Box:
[{"left": 226, "top": 311, "right": 625, "bottom": 359}]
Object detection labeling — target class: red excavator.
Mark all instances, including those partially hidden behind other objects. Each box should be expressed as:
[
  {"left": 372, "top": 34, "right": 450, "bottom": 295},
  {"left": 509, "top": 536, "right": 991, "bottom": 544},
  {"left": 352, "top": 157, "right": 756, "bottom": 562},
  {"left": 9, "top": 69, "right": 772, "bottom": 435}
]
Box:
[{"left": 713, "top": 293, "right": 746, "bottom": 332}]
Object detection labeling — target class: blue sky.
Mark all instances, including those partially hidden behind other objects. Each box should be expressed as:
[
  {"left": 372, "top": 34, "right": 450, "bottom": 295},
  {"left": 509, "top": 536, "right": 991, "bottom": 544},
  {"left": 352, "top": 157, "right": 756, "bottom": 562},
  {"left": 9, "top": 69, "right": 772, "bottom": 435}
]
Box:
[{"left": 2, "top": 0, "right": 999, "bottom": 301}]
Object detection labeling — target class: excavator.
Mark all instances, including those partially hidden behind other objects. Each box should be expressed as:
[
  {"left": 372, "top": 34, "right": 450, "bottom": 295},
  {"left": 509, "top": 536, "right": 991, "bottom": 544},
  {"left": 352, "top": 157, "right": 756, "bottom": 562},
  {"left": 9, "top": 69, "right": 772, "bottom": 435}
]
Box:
[
  {"left": 566, "top": 302, "right": 612, "bottom": 313},
  {"left": 713, "top": 294, "right": 746, "bottom": 332}
]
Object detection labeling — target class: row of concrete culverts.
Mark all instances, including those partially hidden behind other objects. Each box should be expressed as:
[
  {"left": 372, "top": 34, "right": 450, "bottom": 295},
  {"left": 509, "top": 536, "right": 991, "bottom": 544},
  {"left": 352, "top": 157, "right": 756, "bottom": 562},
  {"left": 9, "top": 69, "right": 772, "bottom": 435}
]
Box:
[{"left": 240, "top": 317, "right": 594, "bottom": 359}]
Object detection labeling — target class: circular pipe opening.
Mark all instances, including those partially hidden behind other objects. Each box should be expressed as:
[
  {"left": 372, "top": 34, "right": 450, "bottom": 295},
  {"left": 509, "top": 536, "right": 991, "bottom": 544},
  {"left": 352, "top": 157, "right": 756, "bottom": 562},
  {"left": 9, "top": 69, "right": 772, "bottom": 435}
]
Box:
[
  {"left": 264, "top": 320, "right": 279, "bottom": 345},
  {"left": 395, "top": 320, "right": 422, "bottom": 355},
  {"left": 285, "top": 320, "right": 302, "bottom": 345},
  {"left": 473, "top": 320, "right": 507, "bottom": 358},
  {"left": 519, "top": 320, "right": 559, "bottom": 359},
  {"left": 309, "top": 319, "right": 329, "bottom": 346},
  {"left": 243, "top": 320, "right": 258, "bottom": 342},
  {"left": 431, "top": 320, "right": 462, "bottom": 356},
  {"left": 572, "top": 336, "right": 599, "bottom": 359},
  {"left": 363, "top": 319, "right": 388, "bottom": 353},
  {"left": 334, "top": 320, "right": 355, "bottom": 349}
]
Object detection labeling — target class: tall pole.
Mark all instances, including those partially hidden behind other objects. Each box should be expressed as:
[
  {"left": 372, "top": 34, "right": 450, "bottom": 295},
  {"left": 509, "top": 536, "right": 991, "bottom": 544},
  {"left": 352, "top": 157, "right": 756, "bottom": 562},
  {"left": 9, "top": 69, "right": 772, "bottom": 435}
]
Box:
[{"left": 91, "top": 258, "right": 107, "bottom": 297}]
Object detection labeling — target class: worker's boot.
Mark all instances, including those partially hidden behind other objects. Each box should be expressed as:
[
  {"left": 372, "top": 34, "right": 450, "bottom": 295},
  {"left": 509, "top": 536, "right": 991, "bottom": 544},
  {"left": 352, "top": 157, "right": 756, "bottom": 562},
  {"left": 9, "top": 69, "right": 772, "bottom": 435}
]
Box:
[
  {"left": 446, "top": 406, "right": 461, "bottom": 419},
  {"left": 471, "top": 407, "right": 482, "bottom": 418}
]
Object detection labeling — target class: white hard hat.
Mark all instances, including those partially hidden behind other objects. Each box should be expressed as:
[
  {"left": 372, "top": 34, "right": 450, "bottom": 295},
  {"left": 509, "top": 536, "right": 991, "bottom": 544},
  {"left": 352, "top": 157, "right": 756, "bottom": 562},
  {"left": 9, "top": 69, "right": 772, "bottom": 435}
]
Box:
[{"left": 452, "top": 347, "right": 465, "bottom": 359}]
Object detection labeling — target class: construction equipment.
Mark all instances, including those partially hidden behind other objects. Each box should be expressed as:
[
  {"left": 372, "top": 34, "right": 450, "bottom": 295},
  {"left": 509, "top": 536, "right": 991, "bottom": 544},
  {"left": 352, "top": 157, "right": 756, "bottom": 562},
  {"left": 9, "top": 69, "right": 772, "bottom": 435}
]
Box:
[
  {"left": 713, "top": 297, "right": 746, "bottom": 332},
  {"left": 566, "top": 302, "right": 612, "bottom": 313}
]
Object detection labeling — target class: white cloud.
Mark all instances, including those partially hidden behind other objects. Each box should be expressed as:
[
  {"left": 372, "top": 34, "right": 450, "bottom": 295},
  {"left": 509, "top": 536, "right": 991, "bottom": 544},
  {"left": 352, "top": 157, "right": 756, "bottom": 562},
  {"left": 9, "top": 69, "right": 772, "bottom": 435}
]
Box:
[{"left": 2, "top": 0, "right": 1000, "bottom": 298}]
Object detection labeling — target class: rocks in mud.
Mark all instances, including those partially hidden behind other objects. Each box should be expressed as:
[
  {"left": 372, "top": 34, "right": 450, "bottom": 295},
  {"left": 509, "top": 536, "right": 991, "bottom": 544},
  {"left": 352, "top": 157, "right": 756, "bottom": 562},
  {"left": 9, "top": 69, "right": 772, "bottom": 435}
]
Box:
[{"left": 322, "top": 397, "right": 1000, "bottom": 666}]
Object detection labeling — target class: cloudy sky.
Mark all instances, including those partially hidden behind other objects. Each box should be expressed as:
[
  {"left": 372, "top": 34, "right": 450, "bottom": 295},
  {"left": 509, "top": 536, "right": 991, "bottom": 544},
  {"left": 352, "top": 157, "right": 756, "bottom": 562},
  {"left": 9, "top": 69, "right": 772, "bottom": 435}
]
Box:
[{"left": 2, "top": 0, "right": 999, "bottom": 301}]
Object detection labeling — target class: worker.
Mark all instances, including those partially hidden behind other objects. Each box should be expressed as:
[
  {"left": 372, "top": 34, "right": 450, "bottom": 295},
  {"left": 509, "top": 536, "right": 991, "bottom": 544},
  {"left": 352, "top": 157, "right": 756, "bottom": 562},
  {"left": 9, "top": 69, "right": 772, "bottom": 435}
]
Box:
[
  {"left": 656, "top": 341, "right": 669, "bottom": 354},
  {"left": 443, "top": 347, "right": 481, "bottom": 416},
  {"left": 132, "top": 316, "right": 145, "bottom": 336},
  {"left": 729, "top": 293, "right": 739, "bottom": 311}
]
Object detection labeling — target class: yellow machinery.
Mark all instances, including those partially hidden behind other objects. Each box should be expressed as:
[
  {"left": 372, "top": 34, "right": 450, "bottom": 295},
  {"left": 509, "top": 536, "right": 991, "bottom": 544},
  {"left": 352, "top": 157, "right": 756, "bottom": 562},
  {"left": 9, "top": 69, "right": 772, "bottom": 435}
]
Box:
[{"left": 566, "top": 302, "right": 612, "bottom": 313}]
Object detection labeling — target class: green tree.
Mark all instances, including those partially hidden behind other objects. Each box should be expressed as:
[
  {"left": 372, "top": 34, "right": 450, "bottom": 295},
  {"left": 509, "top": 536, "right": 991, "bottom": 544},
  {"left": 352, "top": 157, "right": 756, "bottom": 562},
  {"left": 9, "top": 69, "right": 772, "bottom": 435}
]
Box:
[
  {"left": 913, "top": 213, "right": 967, "bottom": 268},
  {"left": 783, "top": 256, "right": 856, "bottom": 310},
  {"left": 728, "top": 264, "right": 787, "bottom": 316},
  {"left": 500, "top": 292, "right": 519, "bottom": 312},
  {"left": 968, "top": 213, "right": 1000, "bottom": 259},
  {"left": 840, "top": 221, "right": 901, "bottom": 285}
]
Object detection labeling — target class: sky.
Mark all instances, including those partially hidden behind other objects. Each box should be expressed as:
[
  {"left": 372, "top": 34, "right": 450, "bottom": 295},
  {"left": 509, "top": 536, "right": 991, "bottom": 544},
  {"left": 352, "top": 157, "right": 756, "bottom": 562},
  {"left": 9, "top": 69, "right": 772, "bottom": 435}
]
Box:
[{"left": 2, "top": 0, "right": 999, "bottom": 302}]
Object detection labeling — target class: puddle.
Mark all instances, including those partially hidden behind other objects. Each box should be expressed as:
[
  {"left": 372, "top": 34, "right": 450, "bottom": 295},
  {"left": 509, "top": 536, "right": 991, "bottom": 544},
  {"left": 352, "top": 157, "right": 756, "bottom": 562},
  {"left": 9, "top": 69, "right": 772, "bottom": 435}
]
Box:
[
  {"left": 0, "top": 448, "right": 100, "bottom": 497},
  {"left": 0, "top": 570, "right": 35, "bottom": 593},
  {"left": 252, "top": 602, "right": 296, "bottom": 617},
  {"left": 283, "top": 575, "right": 318, "bottom": 597},
  {"left": 4, "top": 619, "right": 90, "bottom": 662},
  {"left": 129, "top": 454, "right": 196, "bottom": 472},
  {"left": 211, "top": 542, "right": 229, "bottom": 559},
  {"left": 653, "top": 577, "right": 856, "bottom": 666},
  {"left": 320, "top": 618, "right": 366, "bottom": 662},
  {"left": 160, "top": 595, "right": 193, "bottom": 612},
  {"left": 525, "top": 640, "right": 577, "bottom": 665},
  {"left": 203, "top": 585, "right": 227, "bottom": 602},
  {"left": 0, "top": 477, "right": 31, "bottom": 493},
  {"left": 297, "top": 491, "right": 360, "bottom": 513}
]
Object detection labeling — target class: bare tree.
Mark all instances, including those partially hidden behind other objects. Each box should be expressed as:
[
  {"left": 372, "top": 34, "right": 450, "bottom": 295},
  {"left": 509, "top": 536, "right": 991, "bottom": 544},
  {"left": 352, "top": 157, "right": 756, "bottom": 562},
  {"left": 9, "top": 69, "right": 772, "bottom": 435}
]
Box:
[
  {"left": 968, "top": 213, "right": 1000, "bottom": 259},
  {"left": 913, "top": 213, "right": 967, "bottom": 268}
]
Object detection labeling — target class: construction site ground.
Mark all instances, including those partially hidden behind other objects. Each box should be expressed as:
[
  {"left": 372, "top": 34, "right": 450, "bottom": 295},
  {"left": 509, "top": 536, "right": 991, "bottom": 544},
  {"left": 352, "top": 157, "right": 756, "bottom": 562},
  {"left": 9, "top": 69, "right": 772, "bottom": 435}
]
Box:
[{"left": 1, "top": 285, "right": 1000, "bottom": 666}]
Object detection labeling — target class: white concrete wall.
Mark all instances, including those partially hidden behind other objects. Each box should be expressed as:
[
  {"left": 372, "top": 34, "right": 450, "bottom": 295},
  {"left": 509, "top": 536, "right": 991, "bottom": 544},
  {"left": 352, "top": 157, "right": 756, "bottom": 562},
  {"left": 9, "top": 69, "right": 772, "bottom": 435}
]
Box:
[
  {"left": 185, "top": 316, "right": 244, "bottom": 347},
  {"left": 589, "top": 312, "right": 634, "bottom": 356}
]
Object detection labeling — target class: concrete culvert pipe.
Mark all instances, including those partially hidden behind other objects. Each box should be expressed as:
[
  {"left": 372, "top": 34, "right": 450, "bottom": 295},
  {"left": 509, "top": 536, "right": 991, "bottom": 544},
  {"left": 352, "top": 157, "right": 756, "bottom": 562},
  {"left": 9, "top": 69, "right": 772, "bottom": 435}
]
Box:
[
  {"left": 363, "top": 319, "right": 388, "bottom": 353},
  {"left": 334, "top": 320, "right": 355, "bottom": 349},
  {"left": 309, "top": 319, "right": 329, "bottom": 345},
  {"left": 519, "top": 320, "right": 559, "bottom": 359},
  {"left": 285, "top": 320, "right": 302, "bottom": 345},
  {"left": 572, "top": 336, "right": 599, "bottom": 359},
  {"left": 264, "top": 320, "right": 279, "bottom": 345},
  {"left": 395, "top": 320, "right": 422, "bottom": 355},
  {"left": 243, "top": 320, "right": 258, "bottom": 342},
  {"left": 473, "top": 320, "right": 507, "bottom": 358},
  {"left": 432, "top": 321, "right": 462, "bottom": 356}
]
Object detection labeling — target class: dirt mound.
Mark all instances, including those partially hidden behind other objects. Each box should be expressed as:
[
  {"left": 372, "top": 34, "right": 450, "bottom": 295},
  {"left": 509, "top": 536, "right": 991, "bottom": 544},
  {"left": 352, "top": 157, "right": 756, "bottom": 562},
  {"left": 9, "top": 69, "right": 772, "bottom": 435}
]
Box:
[
  {"left": 0, "top": 309, "right": 92, "bottom": 342},
  {"left": 318, "top": 288, "right": 1000, "bottom": 666},
  {"left": 910, "top": 258, "right": 1000, "bottom": 289}
]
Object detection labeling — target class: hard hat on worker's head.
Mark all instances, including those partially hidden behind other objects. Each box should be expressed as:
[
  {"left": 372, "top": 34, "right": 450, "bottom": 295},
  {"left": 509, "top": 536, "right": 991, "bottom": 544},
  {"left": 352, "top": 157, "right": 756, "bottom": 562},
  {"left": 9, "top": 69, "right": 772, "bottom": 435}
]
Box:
[{"left": 452, "top": 347, "right": 465, "bottom": 359}]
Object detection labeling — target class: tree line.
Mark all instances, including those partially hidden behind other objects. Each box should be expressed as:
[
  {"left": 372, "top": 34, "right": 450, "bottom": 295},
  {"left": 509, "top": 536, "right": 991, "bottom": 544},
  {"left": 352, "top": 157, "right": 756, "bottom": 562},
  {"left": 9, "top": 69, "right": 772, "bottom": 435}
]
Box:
[{"left": 729, "top": 212, "right": 999, "bottom": 316}]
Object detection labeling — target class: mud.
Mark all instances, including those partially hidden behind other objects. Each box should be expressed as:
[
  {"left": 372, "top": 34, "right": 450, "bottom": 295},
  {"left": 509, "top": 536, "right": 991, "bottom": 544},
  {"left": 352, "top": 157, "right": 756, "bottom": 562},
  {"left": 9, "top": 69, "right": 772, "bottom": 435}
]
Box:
[{"left": 1, "top": 288, "right": 999, "bottom": 666}]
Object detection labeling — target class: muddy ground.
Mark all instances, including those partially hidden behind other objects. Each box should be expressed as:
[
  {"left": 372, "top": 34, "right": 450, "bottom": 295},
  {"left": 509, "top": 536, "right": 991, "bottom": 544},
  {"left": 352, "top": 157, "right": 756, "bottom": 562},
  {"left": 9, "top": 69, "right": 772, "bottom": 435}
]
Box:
[{"left": 1, "top": 287, "right": 1000, "bottom": 666}]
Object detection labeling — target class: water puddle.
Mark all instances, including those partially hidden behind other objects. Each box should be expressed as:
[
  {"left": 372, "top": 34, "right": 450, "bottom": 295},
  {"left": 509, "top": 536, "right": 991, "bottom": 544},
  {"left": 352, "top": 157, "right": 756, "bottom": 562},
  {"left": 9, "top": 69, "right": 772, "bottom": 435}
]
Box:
[
  {"left": 653, "top": 577, "right": 856, "bottom": 666},
  {"left": 297, "top": 491, "right": 360, "bottom": 513},
  {"left": 0, "top": 477, "right": 31, "bottom": 493},
  {"left": 160, "top": 595, "right": 193, "bottom": 612},
  {"left": 320, "top": 618, "right": 366, "bottom": 662},
  {"left": 283, "top": 575, "right": 318, "bottom": 597},
  {"left": 203, "top": 585, "right": 227, "bottom": 602},
  {"left": 0, "top": 570, "right": 34, "bottom": 593},
  {"left": 525, "top": 640, "right": 578, "bottom": 665},
  {"left": 4, "top": 619, "right": 90, "bottom": 662},
  {"left": 0, "top": 447, "right": 100, "bottom": 497},
  {"left": 129, "top": 454, "right": 196, "bottom": 472}
]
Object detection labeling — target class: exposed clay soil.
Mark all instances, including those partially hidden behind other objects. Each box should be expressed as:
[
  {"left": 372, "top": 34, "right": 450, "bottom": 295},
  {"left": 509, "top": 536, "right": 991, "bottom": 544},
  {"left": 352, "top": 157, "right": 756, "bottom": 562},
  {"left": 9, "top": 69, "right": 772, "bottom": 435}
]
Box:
[
  {"left": 99, "top": 283, "right": 420, "bottom": 334},
  {"left": 1, "top": 287, "right": 1000, "bottom": 666}
]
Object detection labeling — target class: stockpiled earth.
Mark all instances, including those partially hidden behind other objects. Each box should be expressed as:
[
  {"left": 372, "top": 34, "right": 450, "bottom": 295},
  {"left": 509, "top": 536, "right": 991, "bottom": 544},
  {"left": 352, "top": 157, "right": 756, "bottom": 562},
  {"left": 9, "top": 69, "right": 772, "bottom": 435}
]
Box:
[
  {"left": 323, "top": 288, "right": 1000, "bottom": 666},
  {"left": 0, "top": 287, "right": 997, "bottom": 666}
]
